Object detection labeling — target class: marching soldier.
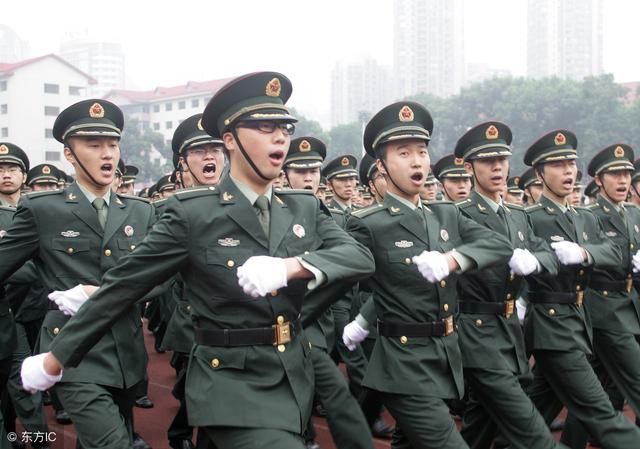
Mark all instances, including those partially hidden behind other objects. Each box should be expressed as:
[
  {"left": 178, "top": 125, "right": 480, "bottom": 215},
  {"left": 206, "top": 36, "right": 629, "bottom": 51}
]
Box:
[
  {"left": 504, "top": 176, "right": 525, "bottom": 205},
  {"left": 419, "top": 171, "right": 438, "bottom": 201},
  {"left": 345, "top": 101, "right": 512, "bottom": 448},
  {"left": 521, "top": 130, "right": 640, "bottom": 448},
  {"left": 432, "top": 153, "right": 473, "bottom": 202},
  {"left": 22, "top": 71, "right": 374, "bottom": 449},
  {"left": 518, "top": 168, "right": 543, "bottom": 205},
  {"left": 118, "top": 165, "right": 139, "bottom": 195},
  {"left": 359, "top": 154, "right": 387, "bottom": 205}
]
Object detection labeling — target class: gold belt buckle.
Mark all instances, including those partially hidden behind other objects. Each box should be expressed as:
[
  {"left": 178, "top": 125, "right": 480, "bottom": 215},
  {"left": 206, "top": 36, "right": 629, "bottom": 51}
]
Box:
[
  {"left": 443, "top": 315, "right": 454, "bottom": 336},
  {"left": 273, "top": 322, "right": 291, "bottom": 345},
  {"left": 626, "top": 278, "right": 633, "bottom": 293},
  {"left": 575, "top": 291, "right": 584, "bottom": 306},
  {"left": 504, "top": 300, "right": 515, "bottom": 318}
]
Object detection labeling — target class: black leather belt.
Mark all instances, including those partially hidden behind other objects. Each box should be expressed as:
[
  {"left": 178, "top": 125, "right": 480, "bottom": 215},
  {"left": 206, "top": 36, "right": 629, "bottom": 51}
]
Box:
[
  {"left": 378, "top": 316, "right": 455, "bottom": 337},
  {"left": 194, "top": 320, "right": 301, "bottom": 347},
  {"left": 459, "top": 300, "right": 515, "bottom": 317},
  {"left": 47, "top": 302, "right": 60, "bottom": 311},
  {"left": 590, "top": 278, "right": 633, "bottom": 293},
  {"left": 529, "top": 291, "right": 583, "bottom": 305}
]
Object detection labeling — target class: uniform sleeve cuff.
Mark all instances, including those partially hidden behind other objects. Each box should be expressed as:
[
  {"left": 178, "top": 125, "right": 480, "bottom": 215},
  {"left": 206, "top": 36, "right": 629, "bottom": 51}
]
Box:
[{"left": 296, "top": 257, "right": 325, "bottom": 290}]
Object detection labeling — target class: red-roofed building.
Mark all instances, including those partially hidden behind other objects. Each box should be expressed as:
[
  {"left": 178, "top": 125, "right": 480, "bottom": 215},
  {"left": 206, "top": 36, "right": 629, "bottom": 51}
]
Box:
[
  {"left": 104, "top": 78, "right": 232, "bottom": 144},
  {"left": 0, "top": 54, "right": 95, "bottom": 171}
]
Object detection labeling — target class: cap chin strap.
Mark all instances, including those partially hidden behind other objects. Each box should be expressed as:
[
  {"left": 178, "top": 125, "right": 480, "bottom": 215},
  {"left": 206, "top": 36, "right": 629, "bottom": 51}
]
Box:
[
  {"left": 66, "top": 144, "right": 109, "bottom": 188},
  {"left": 380, "top": 159, "right": 414, "bottom": 199},
  {"left": 182, "top": 157, "right": 205, "bottom": 187},
  {"left": 537, "top": 168, "right": 567, "bottom": 203},
  {"left": 230, "top": 127, "right": 272, "bottom": 181}
]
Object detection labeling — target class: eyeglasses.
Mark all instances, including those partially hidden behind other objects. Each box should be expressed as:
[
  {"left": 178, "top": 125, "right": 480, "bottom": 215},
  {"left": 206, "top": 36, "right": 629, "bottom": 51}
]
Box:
[
  {"left": 185, "top": 146, "right": 223, "bottom": 157},
  {"left": 0, "top": 166, "right": 21, "bottom": 174},
  {"left": 236, "top": 121, "right": 295, "bottom": 136}
]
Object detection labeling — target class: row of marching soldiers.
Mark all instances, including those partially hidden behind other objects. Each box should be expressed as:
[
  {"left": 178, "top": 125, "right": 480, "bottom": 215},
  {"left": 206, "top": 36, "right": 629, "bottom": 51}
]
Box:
[{"left": 0, "top": 70, "right": 640, "bottom": 449}]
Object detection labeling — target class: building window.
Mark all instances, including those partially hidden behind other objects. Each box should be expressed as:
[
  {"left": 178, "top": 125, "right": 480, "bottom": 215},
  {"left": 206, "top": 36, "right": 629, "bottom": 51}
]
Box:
[
  {"left": 44, "top": 128, "right": 54, "bottom": 138},
  {"left": 68, "top": 86, "right": 82, "bottom": 96},
  {"left": 0, "top": 104, "right": 6, "bottom": 114},
  {"left": 166, "top": 121, "right": 173, "bottom": 129},
  {"left": 44, "top": 83, "right": 59, "bottom": 94},
  {"left": 191, "top": 99, "right": 199, "bottom": 108},
  {"left": 153, "top": 122, "right": 160, "bottom": 131},
  {"left": 153, "top": 104, "right": 160, "bottom": 113},
  {"left": 44, "top": 106, "right": 60, "bottom": 116},
  {"left": 0, "top": 80, "right": 6, "bottom": 91},
  {"left": 178, "top": 101, "right": 186, "bottom": 110},
  {"left": 45, "top": 151, "right": 60, "bottom": 161},
  {"left": 1, "top": 127, "right": 7, "bottom": 137},
  {"left": 165, "top": 103, "right": 173, "bottom": 111},
  {"left": 142, "top": 121, "right": 150, "bottom": 130},
  {"left": 142, "top": 105, "right": 149, "bottom": 113}
]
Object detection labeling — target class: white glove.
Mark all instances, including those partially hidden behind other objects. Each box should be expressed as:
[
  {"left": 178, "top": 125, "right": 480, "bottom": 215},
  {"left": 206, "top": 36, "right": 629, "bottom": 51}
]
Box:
[
  {"left": 516, "top": 298, "right": 527, "bottom": 325},
  {"left": 551, "top": 241, "right": 585, "bottom": 266},
  {"left": 48, "top": 285, "right": 89, "bottom": 316},
  {"left": 412, "top": 251, "right": 450, "bottom": 283},
  {"left": 508, "top": 248, "right": 539, "bottom": 276},
  {"left": 632, "top": 250, "right": 640, "bottom": 273},
  {"left": 342, "top": 320, "right": 370, "bottom": 351},
  {"left": 237, "top": 256, "right": 288, "bottom": 298},
  {"left": 21, "top": 353, "right": 63, "bottom": 393}
]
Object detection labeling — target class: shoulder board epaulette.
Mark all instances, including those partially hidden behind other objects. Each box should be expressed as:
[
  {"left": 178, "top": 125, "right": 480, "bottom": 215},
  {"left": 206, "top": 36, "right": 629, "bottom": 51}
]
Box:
[
  {"left": 152, "top": 198, "right": 168, "bottom": 206},
  {"left": 24, "top": 189, "right": 64, "bottom": 199},
  {"left": 116, "top": 193, "right": 150, "bottom": 203},
  {"left": 454, "top": 198, "right": 473, "bottom": 208},
  {"left": 524, "top": 203, "right": 544, "bottom": 212},
  {"left": 174, "top": 186, "right": 218, "bottom": 201},
  {"left": 426, "top": 199, "right": 454, "bottom": 205},
  {"left": 586, "top": 202, "right": 600, "bottom": 210},
  {"left": 275, "top": 188, "right": 314, "bottom": 195},
  {"left": 573, "top": 205, "right": 589, "bottom": 211},
  {"left": 327, "top": 207, "right": 344, "bottom": 215},
  {"left": 0, "top": 205, "right": 14, "bottom": 212},
  {"left": 351, "top": 203, "right": 384, "bottom": 218},
  {"left": 624, "top": 202, "right": 639, "bottom": 209},
  {"left": 503, "top": 202, "right": 524, "bottom": 211}
]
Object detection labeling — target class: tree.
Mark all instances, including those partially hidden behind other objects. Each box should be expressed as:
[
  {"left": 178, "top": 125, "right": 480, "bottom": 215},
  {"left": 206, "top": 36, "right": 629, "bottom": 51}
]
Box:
[
  {"left": 327, "top": 122, "right": 364, "bottom": 161},
  {"left": 119, "top": 116, "right": 173, "bottom": 183}
]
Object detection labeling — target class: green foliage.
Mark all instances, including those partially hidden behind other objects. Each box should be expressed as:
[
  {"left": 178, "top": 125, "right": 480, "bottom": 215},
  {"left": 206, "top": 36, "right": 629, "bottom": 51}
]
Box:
[{"left": 119, "top": 116, "right": 173, "bottom": 183}]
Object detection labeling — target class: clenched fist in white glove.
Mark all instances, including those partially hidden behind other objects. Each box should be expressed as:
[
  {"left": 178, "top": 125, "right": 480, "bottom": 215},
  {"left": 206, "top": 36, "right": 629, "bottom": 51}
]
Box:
[
  {"left": 509, "top": 248, "right": 539, "bottom": 276},
  {"left": 21, "top": 353, "right": 63, "bottom": 393},
  {"left": 551, "top": 241, "right": 585, "bottom": 266},
  {"left": 412, "top": 250, "right": 450, "bottom": 283},
  {"left": 49, "top": 285, "right": 89, "bottom": 316},
  {"left": 237, "top": 256, "right": 288, "bottom": 298},
  {"left": 342, "top": 319, "right": 370, "bottom": 351},
  {"left": 632, "top": 250, "right": 640, "bottom": 273}
]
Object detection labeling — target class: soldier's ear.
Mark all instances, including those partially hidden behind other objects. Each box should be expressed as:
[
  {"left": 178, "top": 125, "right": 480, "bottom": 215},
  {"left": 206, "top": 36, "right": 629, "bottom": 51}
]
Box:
[
  {"left": 222, "top": 132, "right": 235, "bottom": 153},
  {"left": 375, "top": 159, "right": 386, "bottom": 176},
  {"left": 463, "top": 161, "right": 473, "bottom": 176},
  {"left": 594, "top": 175, "right": 603, "bottom": 187},
  {"left": 63, "top": 147, "right": 75, "bottom": 165}
]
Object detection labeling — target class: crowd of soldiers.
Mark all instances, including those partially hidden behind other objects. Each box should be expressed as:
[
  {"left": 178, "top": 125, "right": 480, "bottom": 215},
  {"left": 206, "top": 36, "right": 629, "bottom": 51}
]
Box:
[{"left": 0, "top": 70, "right": 640, "bottom": 449}]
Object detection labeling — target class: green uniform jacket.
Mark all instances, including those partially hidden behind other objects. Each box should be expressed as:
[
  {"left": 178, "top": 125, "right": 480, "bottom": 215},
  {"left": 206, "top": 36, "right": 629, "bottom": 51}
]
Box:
[
  {"left": 0, "top": 206, "right": 17, "bottom": 360},
  {"left": 50, "top": 177, "right": 375, "bottom": 432},
  {"left": 456, "top": 193, "right": 557, "bottom": 374},
  {"left": 524, "top": 195, "right": 622, "bottom": 354},
  {"left": 0, "top": 183, "right": 155, "bottom": 388},
  {"left": 346, "top": 195, "right": 512, "bottom": 398},
  {"left": 585, "top": 196, "right": 640, "bottom": 334}
]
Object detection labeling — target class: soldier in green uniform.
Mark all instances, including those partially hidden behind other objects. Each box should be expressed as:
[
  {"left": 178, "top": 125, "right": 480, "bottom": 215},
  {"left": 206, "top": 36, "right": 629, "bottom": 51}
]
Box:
[
  {"left": 346, "top": 101, "right": 512, "bottom": 448},
  {"left": 23, "top": 71, "right": 374, "bottom": 449},
  {"left": 584, "top": 180, "right": 599, "bottom": 204},
  {"left": 118, "top": 165, "right": 139, "bottom": 195},
  {"left": 285, "top": 136, "right": 374, "bottom": 449},
  {"left": 504, "top": 176, "right": 525, "bottom": 205},
  {"left": 360, "top": 154, "right": 387, "bottom": 205},
  {"left": 520, "top": 130, "right": 640, "bottom": 448},
  {"left": 561, "top": 144, "right": 640, "bottom": 448},
  {"left": 0, "top": 142, "right": 28, "bottom": 207},
  {"left": 432, "top": 153, "right": 473, "bottom": 202},
  {"left": 419, "top": 171, "right": 438, "bottom": 201},
  {"left": 452, "top": 122, "right": 566, "bottom": 449},
  {"left": 0, "top": 100, "right": 157, "bottom": 449},
  {"left": 518, "top": 168, "right": 543, "bottom": 205}
]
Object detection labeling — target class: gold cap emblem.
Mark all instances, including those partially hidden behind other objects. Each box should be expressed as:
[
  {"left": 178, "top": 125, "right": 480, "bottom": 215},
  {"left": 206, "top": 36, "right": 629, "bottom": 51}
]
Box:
[
  {"left": 299, "top": 140, "right": 311, "bottom": 152},
  {"left": 485, "top": 125, "right": 499, "bottom": 140},
  {"left": 266, "top": 78, "right": 282, "bottom": 97},
  {"left": 454, "top": 157, "right": 464, "bottom": 166},
  {"left": 554, "top": 132, "right": 566, "bottom": 146},
  {"left": 0, "top": 144, "right": 8, "bottom": 155},
  {"left": 614, "top": 146, "right": 625, "bottom": 158},
  {"left": 89, "top": 102, "right": 105, "bottom": 118},
  {"left": 42, "top": 165, "right": 51, "bottom": 174},
  {"left": 197, "top": 118, "right": 204, "bottom": 131},
  {"left": 341, "top": 157, "right": 350, "bottom": 166},
  {"left": 399, "top": 105, "right": 414, "bottom": 122},
  {"left": 514, "top": 176, "right": 520, "bottom": 185}
]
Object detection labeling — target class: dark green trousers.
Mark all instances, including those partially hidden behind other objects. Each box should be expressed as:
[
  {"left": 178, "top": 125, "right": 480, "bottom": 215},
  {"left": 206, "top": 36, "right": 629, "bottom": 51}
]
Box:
[
  {"left": 310, "top": 346, "right": 374, "bottom": 449},
  {"left": 529, "top": 349, "right": 640, "bottom": 449},
  {"left": 461, "top": 368, "right": 563, "bottom": 449},
  {"left": 0, "top": 357, "right": 11, "bottom": 449},
  {"left": 56, "top": 381, "right": 137, "bottom": 449},
  {"left": 203, "top": 426, "right": 305, "bottom": 449},
  {"left": 382, "top": 392, "right": 469, "bottom": 449}
]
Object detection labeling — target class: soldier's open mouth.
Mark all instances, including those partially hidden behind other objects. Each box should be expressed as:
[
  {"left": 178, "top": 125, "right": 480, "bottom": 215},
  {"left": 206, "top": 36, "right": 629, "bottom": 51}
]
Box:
[
  {"left": 410, "top": 173, "right": 424, "bottom": 183},
  {"left": 269, "top": 151, "right": 285, "bottom": 164},
  {"left": 203, "top": 164, "right": 216, "bottom": 174},
  {"left": 101, "top": 164, "right": 113, "bottom": 173}
]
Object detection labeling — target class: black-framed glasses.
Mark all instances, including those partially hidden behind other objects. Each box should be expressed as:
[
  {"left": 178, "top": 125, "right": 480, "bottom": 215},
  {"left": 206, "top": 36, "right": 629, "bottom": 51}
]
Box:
[
  {"left": 236, "top": 121, "right": 295, "bottom": 136},
  {"left": 185, "top": 146, "right": 224, "bottom": 157}
]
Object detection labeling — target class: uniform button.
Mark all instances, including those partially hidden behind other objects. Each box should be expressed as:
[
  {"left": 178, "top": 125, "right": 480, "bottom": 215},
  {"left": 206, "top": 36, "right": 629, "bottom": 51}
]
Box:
[
  {"left": 440, "top": 280, "right": 446, "bottom": 288},
  {"left": 400, "top": 336, "right": 408, "bottom": 344},
  {"left": 53, "top": 327, "right": 60, "bottom": 335},
  {"left": 211, "top": 358, "right": 220, "bottom": 368},
  {"left": 443, "top": 304, "right": 449, "bottom": 312},
  {"left": 404, "top": 257, "right": 411, "bottom": 265},
  {"left": 130, "top": 245, "right": 136, "bottom": 250},
  {"left": 506, "top": 293, "right": 512, "bottom": 300},
  {"left": 208, "top": 186, "right": 215, "bottom": 191},
  {"left": 304, "top": 251, "right": 310, "bottom": 255},
  {"left": 186, "top": 305, "right": 191, "bottom": 312},
  {"left": 579, "top": 269, "right": 585, "bottom": 276},
  {"left": 632, "top": 244, "right": 636, "bottom": 250},
  {"left": 277, "top": 344, "right": 286, "bottom": 352},
  {"left": 510, "top": 273, "right": 515, "bottom": 281},
  {"left": 67, "top": 247, "right": 74, "bottom": 254},
  {"left": 576, "top": 285, "right": 581, "bottom": 291},
  {"left": 548, "top": 308, "right": 556, "bottom": 316},
  {"left": 226, "top": 260, "right": 235, "bottom": 268},
  {"left": 277, "top": 315, "right": 285, "bottom": 324},
  {"left": 104, "top": 249, "right": 112, "bottom": 257},
  {"left": 603, "top": 291, "right": 608, "bottom": 296},
  {"left": 308, "top": 342, "right": 312, "bottom": 349},
  {"left": 271, "top": 290, "right": 278, "bottom": 296},
  {"left": 475, "top": 319, "right": 482, "bottom": 326}
]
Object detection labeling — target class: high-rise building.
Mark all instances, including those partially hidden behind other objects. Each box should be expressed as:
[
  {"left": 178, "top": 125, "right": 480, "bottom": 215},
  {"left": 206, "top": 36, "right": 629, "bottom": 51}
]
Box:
[
  {"left": 330, "top": 58, "right": 393, "bottom": 127},
  {"left": 0, "top": 25, "right": 30, "bottom": 62},
  {"left": 394, "top": 0, "right": 464, "bottom": 98},
  {"left": 527, "top": 0, "right": 603, "bottom": 80},
  {"left": 60, "top": 32, "right": 125, "bottom": 97}
]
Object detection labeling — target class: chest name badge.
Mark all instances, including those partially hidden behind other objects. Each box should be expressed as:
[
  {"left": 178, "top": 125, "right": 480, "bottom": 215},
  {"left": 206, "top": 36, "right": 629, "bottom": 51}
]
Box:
[
  {"left": 550, "top": 235, "right": 564, "bottom": 242},
  {"left": 395, "top": 240, "right": 414, "bottom": 248},
  {"left": 61, "top": 230, "right": 80, "bottom": 238},
  {"left": 293, "top": 224, "right": 305, "bottom": 238},
  {"left": 440, "top": 229, "right": 449, "bottom": 241},
  {"left": 218, "top": 238, "right": 240, "bottom": 247},
  {"left": 606, "top": 231, "right": 618, "bottom": 237}
]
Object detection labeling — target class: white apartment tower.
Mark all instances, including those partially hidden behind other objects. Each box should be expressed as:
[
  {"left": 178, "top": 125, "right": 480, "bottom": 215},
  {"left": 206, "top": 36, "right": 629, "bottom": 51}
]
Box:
[
  {"left": 394, "top": 0, "right": 464, "bottom": 98},
  {"left": 527, "top": 0, "right": 603, "bottom": 80}
]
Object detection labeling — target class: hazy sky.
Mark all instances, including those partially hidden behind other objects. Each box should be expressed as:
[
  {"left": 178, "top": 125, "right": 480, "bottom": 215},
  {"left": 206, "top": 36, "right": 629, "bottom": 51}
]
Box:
[{"left": 4, "top": 0, "right": 640, "bottom": 127}]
